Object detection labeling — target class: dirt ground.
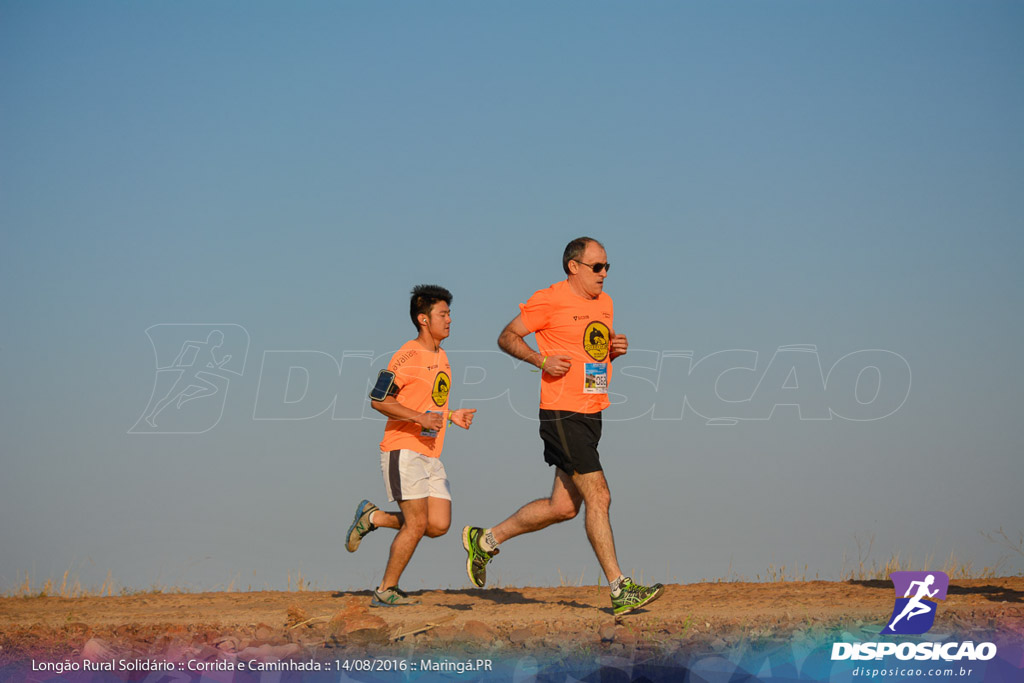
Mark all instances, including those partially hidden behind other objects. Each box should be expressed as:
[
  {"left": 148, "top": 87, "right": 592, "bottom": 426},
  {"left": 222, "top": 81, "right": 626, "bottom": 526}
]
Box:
[{"left": 2, "top": 578, "right": 1022, "bottom": 668}]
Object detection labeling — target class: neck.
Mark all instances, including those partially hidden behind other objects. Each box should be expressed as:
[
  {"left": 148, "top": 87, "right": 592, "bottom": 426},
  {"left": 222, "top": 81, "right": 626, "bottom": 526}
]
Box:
[
  {"left": 567, "top": 277, "right": 597, "bottom": 300},
  {"left": 416, "top": 331, "right": 440, "bottom": 351}
]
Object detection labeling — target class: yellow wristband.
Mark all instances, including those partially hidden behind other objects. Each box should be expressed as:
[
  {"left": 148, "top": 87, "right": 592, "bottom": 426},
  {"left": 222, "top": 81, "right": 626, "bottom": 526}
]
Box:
[{"left": 540, "top": 356, "right": 548, "bottom": 371}]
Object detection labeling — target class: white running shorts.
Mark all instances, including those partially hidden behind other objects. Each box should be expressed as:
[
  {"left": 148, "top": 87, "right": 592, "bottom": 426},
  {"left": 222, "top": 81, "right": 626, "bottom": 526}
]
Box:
[{"left": 379, "top": 449, "right": 452, "bottom": 502}]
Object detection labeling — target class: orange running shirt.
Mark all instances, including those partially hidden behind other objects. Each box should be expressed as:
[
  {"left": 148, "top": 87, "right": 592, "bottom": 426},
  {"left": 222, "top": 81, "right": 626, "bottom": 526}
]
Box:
[
  {"left": 519, "top": 279, "right": 614, "bottom": 413},
  {"left": 378, "top": 340, "right": 451, "bottom": 457}
]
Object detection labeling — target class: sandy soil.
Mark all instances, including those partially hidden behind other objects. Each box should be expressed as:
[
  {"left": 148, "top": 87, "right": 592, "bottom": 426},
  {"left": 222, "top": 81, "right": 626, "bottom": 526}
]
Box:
[{"left": 2, "top": 578, "right": 1022, "bottom": 667}]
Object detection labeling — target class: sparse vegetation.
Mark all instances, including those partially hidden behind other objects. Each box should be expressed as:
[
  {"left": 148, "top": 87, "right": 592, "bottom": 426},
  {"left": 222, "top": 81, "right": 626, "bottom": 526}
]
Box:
[
  {"left": 756, "top": 563, "right": 817, "bottom": 582},
  {"left": 981, "top": 526, "right": 1024, "bottom": 562},
  {"left": 6, "top": 568, "right": 324, "bottom": 597},
  {"left": 7, "top": 530, "right": 1019, "bottom": 597},
  {"left": 556, "top": 568, "right": 588, "bottom": 587},
  {"left": 840, "top": 533, "right": 1005, "bottom": 581}
]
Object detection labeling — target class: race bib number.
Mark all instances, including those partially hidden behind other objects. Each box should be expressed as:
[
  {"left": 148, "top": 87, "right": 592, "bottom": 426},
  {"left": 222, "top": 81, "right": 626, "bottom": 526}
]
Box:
[{"left": 583, "top": 363, "right": 608, "bottom": 394}]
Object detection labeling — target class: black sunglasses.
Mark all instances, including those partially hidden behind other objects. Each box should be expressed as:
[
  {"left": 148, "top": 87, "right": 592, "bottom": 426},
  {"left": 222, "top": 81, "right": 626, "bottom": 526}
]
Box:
[{"left": 574, "top": 260, "right": 611, "bottom": 274}]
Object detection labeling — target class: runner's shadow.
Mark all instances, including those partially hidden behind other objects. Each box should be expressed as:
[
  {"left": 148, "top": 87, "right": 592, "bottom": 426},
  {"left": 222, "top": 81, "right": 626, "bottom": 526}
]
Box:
[
  {"left": 848, "top": 580, "right": 892, "bottom": 590},
  {"left": 555, "top": 600, "right": 592, "bottom": 609},
  {"left": 331, "top": 590, "right": 374, "bottom": 598},
  {"left": 443, "top": 588, "right": 545, "bottom": 605},
  {"left": 946, "top": 585, "right": 1023, "bottom": 603},
  {"left": 848, "top": 581, "right": 1023, "bottom": 603}
]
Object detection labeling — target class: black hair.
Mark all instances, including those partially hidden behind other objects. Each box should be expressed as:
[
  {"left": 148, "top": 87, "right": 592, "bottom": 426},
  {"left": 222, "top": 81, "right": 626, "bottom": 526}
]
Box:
[
  {"left": 410, "top": 284, "right": 453, "bottom": 331},
  {"left": 562, "top": 236, "right": 605, "bottom": 274}
]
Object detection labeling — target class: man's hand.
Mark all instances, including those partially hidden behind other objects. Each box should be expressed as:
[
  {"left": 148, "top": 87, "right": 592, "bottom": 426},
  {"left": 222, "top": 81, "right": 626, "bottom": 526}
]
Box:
[
  {"left": 542, "top": 355, "right": 572, "bottom": 377},
  {"left": 416, "top": 411, "right": 445, "bottom": 432},
  {"left": 449, "top": 408, "right": 477, "bottom": 429},
  {"left": 610, "top": 332, "right": 629, "bottom": 360}
]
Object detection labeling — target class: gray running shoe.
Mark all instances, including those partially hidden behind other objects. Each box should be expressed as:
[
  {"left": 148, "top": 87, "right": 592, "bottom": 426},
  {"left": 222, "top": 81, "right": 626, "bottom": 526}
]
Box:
[
  {"left": 371, "top": 586, "right": 420, "bottom": 607},
  {"left": 462, "top": 526, "right": 498, "bottom": 588},
  {"left": 345, "top": 499, "right": 379, "bottom": 552},
  {"left": 611, "top": 577, "right": 664, "bottom": 616}
]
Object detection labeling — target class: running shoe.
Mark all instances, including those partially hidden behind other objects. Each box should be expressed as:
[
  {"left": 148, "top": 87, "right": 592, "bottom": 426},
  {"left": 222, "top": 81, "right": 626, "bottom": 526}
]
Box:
[
  {"left": 371, "top": 586, "right": 420, "bottom": 607},
  {"left": 462, "top": 526, "right": 498, "bottom": 588},
  {"left": 345, "top": 499, "right": 379, "bottom": 552},
  {"left": 611, "top": 578, "right": 665, "bottom": 616}
]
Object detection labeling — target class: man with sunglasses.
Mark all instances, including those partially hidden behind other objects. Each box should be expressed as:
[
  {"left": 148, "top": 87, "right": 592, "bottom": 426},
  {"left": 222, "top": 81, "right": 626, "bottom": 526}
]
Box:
[{"left": 462, "top": 237, "right": 664, "bottom": 617}]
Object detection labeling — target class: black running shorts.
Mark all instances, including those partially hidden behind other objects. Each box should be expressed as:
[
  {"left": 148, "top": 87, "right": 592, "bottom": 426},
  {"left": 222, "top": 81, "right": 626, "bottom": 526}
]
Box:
[{"left": 538, "top": 409, "right": 603, "bottom": 475}]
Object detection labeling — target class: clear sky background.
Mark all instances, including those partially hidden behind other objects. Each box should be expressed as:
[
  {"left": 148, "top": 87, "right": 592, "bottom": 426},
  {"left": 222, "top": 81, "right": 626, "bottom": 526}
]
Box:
[{"left": 2, "top": 1, "right": 1022, "bottom": 593}]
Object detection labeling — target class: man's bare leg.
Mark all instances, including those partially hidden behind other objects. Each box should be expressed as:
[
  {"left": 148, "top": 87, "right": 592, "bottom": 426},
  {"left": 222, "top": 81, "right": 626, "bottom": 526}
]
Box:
[
  {"left": 369, "top": 509, "right": 403, "bottom": 529},
  {"left": 424, "top": 496, "right": 451, "bottom": 539},
  {"left": 490, "top": 468, "right": 582, "bottom": 544},
  {"left": 372, "top": 497, "right": 449, "bottom": 535},
  {"left": 379, "top": 498, "right": 428, "bottom": 591},
  {"left": 571, "top": 469, "right": 623, "bottom": 583},
  {"left": 487, "top": 467, "right": 622, "bottom": 582}
]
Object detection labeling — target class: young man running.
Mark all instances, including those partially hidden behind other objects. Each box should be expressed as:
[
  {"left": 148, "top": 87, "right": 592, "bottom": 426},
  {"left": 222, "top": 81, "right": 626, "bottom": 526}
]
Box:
[
  {"left": 462, "top": 237, "right": 663, "bottom": 617},
  {"left": 345, "top": 284, "right": 476, "bottom": 607}
]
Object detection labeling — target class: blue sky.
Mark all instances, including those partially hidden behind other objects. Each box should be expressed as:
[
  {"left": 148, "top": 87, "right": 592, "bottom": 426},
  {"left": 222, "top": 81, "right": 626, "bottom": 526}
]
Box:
[{"left": 2, "top": 1, "right": 1022, "bottom": 592}]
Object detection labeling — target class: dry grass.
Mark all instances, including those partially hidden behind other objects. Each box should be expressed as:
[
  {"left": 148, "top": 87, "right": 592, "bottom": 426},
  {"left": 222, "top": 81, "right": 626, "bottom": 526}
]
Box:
[
  {"left": 12, "top": 569, "right": 96, "bottom": 598},
  {"left": 6, "top": 568, "right": 321, "bottom": 597},
  {"left": 840, "top": 534, "right": 1005, "bottom": 581},
  {"left": 980, "top": 526, "right": 1024, "bottom": 559},
  {"left": 9, "top": 529, "right": 1020, "bottom": 596},
  {"left": 757, "top": 563, "right": 818, "bottom": 582},
  {"left": 286, "top": 569, "right": 309, "bottom": 592},
  {"left": 556, "top": 568, "right": 588, "bottom": 587}
]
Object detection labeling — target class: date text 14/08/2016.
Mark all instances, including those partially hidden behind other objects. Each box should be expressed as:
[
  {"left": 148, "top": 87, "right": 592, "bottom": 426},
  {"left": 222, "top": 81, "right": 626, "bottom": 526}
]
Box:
[
  {"left": 31, "top": 659, "right": 493, "bottom": 675},
  {"left": 339, "top": 659, "right": 493, "bottom": 674}
]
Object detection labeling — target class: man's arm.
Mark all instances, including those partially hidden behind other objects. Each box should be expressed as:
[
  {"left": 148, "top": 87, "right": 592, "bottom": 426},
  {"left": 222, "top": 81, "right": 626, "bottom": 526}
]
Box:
[
  {"left": 371, "top": 395, "right": 444, "bottom": 431},
  {"left": 448, "top": 408, "right": 477, "bottom": 429},
  {"left": 497, "top": 314, "right": 571, "bottom": 377},
  {"left": 609, "top": 330, "right": 628, "bottom": 361}
]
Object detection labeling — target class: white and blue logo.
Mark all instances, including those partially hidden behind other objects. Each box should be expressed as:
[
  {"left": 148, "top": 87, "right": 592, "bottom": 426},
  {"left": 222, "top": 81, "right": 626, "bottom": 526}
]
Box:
[
  {"left": 831, "top": 570, "right": 999, "bottom": 667},
  {"left": 882, "top": 571, "right": 949, "bottom": 635}
]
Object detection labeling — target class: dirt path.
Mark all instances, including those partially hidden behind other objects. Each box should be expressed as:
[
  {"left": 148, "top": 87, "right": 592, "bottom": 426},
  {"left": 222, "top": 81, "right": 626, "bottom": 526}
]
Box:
[{"left": 2, "top": 578, "right": 1022, "bottom": 667}]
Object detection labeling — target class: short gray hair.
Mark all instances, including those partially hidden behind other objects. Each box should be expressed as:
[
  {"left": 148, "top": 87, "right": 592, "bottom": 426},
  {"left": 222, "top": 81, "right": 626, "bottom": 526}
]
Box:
[{"left": 562, "top": 236, "right": 604, "bottom": 274}]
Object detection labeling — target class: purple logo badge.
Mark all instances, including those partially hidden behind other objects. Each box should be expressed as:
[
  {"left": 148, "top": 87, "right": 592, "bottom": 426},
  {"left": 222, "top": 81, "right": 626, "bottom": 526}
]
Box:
[{"left": 881, "top": 571, "right": 949, "bottom": 635}]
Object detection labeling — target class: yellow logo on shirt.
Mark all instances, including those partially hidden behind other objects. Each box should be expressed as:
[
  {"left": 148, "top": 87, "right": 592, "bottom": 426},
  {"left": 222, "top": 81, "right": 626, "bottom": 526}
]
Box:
[
  {"left": 583, "top": 322, "right": 610, "bottom": 361},
  {"left": 432, "top": 371, "right": 450, "bottom": 407}
]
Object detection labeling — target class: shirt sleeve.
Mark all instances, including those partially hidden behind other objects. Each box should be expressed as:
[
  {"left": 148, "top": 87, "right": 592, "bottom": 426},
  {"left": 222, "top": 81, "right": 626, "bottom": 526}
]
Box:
[
  {"left": 519, "top": 288, "right": 553, "bottom": 333},
  {"left": 387, "top": 351, "right": 409, "bottom": 390}
]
